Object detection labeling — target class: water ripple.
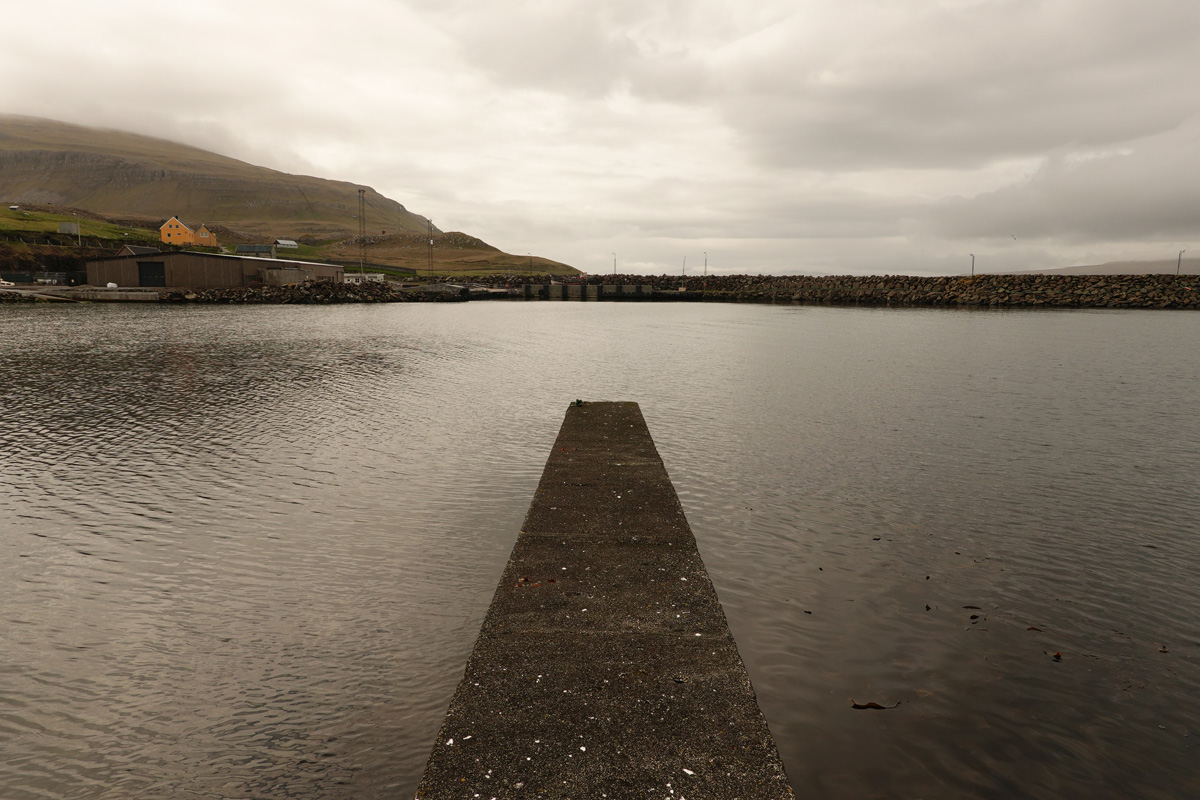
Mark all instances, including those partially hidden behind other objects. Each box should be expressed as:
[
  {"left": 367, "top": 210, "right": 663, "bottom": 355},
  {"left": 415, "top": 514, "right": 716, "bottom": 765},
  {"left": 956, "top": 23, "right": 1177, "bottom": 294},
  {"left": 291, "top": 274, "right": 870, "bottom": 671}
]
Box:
[{"left": 2, "top": 302, "right": 1199, "bottom": 799}]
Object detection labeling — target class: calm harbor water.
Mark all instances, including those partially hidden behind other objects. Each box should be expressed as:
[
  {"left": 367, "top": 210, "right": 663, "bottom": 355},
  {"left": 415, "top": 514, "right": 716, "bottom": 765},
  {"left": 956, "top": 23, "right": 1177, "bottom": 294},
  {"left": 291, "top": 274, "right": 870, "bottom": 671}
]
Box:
[{"left": 1, "top": 300, "right": 1198, "bottom": 799}]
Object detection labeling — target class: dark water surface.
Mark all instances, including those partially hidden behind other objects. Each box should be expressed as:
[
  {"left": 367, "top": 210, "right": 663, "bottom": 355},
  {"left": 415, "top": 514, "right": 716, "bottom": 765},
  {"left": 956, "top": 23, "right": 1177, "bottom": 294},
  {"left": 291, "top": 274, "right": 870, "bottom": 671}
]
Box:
[{"left": 1, "top": 301, "right": 1198, "bottom": 799}]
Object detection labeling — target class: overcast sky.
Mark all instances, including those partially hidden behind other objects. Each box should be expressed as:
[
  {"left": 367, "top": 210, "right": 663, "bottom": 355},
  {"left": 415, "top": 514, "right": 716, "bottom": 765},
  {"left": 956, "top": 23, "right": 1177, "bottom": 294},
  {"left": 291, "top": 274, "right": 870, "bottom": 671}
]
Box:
[{"left": 4, "top": 0, "right": 1200, "bottom": 275}]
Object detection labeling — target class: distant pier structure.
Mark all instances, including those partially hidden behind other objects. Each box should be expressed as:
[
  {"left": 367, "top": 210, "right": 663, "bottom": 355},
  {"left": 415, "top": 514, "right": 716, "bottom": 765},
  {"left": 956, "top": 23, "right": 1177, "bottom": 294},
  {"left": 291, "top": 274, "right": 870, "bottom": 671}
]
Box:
[{"left": 518, "top": 283, "right": 658, "bottom": 300}]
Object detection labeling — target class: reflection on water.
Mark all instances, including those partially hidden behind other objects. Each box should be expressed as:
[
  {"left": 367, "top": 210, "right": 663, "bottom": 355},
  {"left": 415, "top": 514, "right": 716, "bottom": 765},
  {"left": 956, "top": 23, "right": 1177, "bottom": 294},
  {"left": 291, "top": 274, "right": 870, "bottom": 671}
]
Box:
[{"left": 1, "top": 302, "right": 1198, "bottom": 799}]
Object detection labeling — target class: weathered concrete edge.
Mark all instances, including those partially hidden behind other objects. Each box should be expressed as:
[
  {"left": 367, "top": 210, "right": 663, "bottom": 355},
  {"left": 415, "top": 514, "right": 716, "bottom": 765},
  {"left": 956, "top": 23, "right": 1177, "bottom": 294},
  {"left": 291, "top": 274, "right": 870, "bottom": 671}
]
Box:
[{"left": 415, "top": 401, "right": 795, "bottom": 799}]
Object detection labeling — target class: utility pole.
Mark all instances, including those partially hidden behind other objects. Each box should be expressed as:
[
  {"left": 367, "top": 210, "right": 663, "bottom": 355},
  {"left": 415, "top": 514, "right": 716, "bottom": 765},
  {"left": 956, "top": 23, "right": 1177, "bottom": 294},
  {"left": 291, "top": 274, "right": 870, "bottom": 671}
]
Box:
[
  {"left": 357, "top": 189, "right": 366, "bottom": 275},
  {"left": 682, "top": 255, "right": 686, "bottom": 276},
  {"left": 612, "top": 252, "right": 616, "bottom": 276},
  {"left": 970, "top": 253, "right": 975, "bottom": 277},
  {"left": 704, "top": 251, "right": 707, "bottom": 276},
  {"left": 1178, "top": 249, "right": 1187, "bottom": 275},
  {"left": 428, "top": 218, "right": 434, "bottom": 280}
]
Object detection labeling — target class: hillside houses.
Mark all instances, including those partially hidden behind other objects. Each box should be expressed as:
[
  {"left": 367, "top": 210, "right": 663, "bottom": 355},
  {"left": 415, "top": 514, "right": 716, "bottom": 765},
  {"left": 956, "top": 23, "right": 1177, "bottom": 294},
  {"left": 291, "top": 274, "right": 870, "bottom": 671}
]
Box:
[{"left": 159, "top": 216, "right": 218, "bottom": 247}]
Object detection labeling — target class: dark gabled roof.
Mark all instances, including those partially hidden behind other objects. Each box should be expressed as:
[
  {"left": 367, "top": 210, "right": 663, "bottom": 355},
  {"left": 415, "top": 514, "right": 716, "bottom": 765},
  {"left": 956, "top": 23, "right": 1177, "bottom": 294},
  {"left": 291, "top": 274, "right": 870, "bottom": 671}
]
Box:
[
  {"left": 121, "top": 245, "right": 162, "bottom": 255},
  {"left": 160, "top": 216, "right": 193, "bottom": 231}
]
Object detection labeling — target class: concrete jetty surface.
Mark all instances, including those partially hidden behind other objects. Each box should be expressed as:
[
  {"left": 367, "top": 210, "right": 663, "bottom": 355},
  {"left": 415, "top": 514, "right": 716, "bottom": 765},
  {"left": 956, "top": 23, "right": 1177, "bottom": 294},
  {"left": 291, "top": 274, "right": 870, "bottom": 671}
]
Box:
[{"left": 416, "top": 402, "right": 794, "bottom": 799}]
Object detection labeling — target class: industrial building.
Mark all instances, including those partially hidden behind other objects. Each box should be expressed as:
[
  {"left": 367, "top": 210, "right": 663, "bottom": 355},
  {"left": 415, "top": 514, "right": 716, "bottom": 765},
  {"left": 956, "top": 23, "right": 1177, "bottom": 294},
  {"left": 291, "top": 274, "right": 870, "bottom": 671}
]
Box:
[
  {"left": 85, "top": 251, "right": 344, "bottom": 289},
  {"left": 235, "top": 244, "right": 277, "bottom": 258}
]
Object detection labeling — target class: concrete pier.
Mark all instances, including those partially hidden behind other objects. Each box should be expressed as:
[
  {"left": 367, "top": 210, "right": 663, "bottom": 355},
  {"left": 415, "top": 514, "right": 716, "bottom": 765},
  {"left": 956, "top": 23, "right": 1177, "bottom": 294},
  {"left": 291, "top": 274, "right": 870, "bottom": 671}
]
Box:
[{"left": 416, "top": 402, "right": 794, "bottom": 799}]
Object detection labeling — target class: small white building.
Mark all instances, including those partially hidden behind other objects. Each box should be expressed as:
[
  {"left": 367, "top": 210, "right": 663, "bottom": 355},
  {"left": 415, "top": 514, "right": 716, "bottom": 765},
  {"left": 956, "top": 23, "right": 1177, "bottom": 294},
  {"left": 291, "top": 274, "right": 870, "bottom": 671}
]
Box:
[
  {"left": 274, "top": 239, "right": 299, "bottom": 249},
  {"left": 345, "top": 272, "right": 387, "bottom": 284}
]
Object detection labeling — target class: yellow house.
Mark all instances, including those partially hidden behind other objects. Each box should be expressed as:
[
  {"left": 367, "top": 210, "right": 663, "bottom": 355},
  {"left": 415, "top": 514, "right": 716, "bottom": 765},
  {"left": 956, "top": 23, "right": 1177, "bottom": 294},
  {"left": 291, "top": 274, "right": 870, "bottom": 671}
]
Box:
[
  {"left": 160, "top": 216, "right": 218, "bottom": 248},
  {"left": 194, "top": 224, "right": 216, "bottom": 247}
]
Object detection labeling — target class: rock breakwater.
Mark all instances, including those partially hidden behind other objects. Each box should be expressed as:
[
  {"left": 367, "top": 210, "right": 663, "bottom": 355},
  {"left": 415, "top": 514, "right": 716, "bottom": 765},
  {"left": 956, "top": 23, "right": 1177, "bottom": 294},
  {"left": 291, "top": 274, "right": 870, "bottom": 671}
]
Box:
[
  {"left": 159, "top": 280, "right": 451, "bottom": 304},
  {"left": 465, "top": 272, "right": 1198, "bottom": 309},
  {"left": 6, "top": 274, "right": 1196, "bottom": 309},
  {"left": 636, "top": 273, "right": 1200, "bottom": 308}
]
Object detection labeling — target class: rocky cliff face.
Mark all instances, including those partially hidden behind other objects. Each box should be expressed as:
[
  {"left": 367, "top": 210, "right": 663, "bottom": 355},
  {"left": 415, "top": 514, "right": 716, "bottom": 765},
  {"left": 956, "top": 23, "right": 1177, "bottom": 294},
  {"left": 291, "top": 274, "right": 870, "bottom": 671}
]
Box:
[{"left": 1, "top": 150, "right": 149, "bottom": 205}]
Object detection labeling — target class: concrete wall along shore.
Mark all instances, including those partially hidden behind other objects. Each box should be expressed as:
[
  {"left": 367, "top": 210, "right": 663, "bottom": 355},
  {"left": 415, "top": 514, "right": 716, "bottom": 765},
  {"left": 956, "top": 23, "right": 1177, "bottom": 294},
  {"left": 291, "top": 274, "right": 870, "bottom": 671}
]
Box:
[{"left": 416, "top": 402, "right": 794, "bottom": 800}]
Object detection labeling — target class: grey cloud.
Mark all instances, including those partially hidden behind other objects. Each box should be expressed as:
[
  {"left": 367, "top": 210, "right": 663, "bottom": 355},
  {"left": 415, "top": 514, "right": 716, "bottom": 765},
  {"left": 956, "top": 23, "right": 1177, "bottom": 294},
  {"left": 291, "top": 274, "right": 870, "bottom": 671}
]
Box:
[
  {"left": 928, "top": 117, "right": 1200, "bottom": 242},
  {"left": 408, "top": 1, "right": 640, "bottom": 94},
  {"left": 404, "top": 0, "right": 786, "bottom": 100},
  {"left": 717, "top": 0, "right": 1200, "bottom": 170},
  {"left": 728, "top": 74, "right": 1194, "bottom": 171},
  {"left": 411, "top": 0, "right": 1200, "bottom": 170},
  {"left": 5, "top": 0, "right": 1200, "bottom": 277},
  {"left": 532, "top": 166, "right": 925, "bottom": 250}
]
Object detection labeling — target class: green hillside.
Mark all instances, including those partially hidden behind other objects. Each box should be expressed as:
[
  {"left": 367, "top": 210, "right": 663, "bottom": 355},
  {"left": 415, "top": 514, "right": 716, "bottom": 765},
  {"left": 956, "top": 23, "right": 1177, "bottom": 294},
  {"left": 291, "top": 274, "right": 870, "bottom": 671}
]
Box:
[
  {"left": 0, "top": 114, "right": 431, "bottom": 238},
  {"left": 0, "top": 205, "right": 158, "bottom": 240}
]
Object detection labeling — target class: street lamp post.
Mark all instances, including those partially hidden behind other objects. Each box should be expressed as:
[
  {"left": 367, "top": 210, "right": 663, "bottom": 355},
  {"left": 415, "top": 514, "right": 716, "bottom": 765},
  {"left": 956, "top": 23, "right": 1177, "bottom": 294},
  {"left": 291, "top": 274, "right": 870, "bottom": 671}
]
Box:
[
  {"left": 1178, "top": 249, "right": 1187, "bottom": 275},
  {"left": 704, "top": 251, "right": 708, "bottom": 276},
  {"left": 970, "top": 253, "right": 975, "bottom": 277},
  {"left": 612, "top": 252, "right": 616, "bottom": 276},
  {"left": 682, "top": 255, "right": 687, "bottom": 276}
]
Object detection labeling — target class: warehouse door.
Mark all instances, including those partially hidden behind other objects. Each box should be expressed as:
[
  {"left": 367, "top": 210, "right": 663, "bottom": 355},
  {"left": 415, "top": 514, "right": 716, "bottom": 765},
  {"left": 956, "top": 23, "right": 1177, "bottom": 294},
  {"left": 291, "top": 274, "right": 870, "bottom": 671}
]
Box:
[{"left": 137, "top": 261, "right": 166, "bottom": 287}]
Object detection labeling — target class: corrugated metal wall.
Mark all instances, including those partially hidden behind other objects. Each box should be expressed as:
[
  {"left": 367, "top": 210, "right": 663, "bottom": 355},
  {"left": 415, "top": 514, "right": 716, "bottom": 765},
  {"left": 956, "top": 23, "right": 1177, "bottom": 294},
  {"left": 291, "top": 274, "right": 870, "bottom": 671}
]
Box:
[{"left": 86, "top": 254, "right": 343, "bottom": 288}]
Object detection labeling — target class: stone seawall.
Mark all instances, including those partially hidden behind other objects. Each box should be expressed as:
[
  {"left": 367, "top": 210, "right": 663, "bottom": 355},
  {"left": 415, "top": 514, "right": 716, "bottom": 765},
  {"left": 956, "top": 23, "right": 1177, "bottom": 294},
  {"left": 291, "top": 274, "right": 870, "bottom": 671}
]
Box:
[
  {"left": 6, "top": 274, "right": 1197, "bottom": 308},
  {"left": 662, "top": 273, "right": 1199, "bottom": 308},
  {"left": 471, "top": 273, "right": 1200, "bottom": 309},
  {"left": 158, "top": 281, "right": 453, "bottom": 304}
]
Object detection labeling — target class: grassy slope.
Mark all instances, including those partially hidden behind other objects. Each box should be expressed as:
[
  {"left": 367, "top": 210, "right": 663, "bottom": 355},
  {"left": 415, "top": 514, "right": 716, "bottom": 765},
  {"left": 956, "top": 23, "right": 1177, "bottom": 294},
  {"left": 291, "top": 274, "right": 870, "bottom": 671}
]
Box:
[
  {"left": 0, "top": 206, "right": 575, "bottom": 277},
  {"left": 0, "top": 114, "right": 429, "bottom": 236},
  {"left": 0, "top": 205, "right": 159, "bottom": 240},
  {"left": 322, "top": 231, "right": 574, "bottom": 276},
  {"left": 0, "top": 115, "right": 579, "bottom": 275}
]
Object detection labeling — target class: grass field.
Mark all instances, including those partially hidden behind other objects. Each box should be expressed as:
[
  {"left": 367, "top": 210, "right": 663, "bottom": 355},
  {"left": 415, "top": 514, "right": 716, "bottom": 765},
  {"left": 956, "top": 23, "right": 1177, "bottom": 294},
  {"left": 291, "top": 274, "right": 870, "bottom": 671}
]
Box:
[{"left": 0, "top": 206, "right": 159, "bottom": 240}]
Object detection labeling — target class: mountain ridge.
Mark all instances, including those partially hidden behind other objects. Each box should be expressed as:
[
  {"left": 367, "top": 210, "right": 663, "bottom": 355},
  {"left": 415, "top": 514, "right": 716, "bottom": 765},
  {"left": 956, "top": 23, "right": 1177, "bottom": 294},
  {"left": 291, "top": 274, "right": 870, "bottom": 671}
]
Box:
[
  {"left": 0, "top": 115, "right": 577, "bottom": 274},
  {"left": 0, "top": 114, "right": 432, "bottom": 238},
  {"left": 1006, "top": 259, "right": 1199, "bottom": 276}
]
